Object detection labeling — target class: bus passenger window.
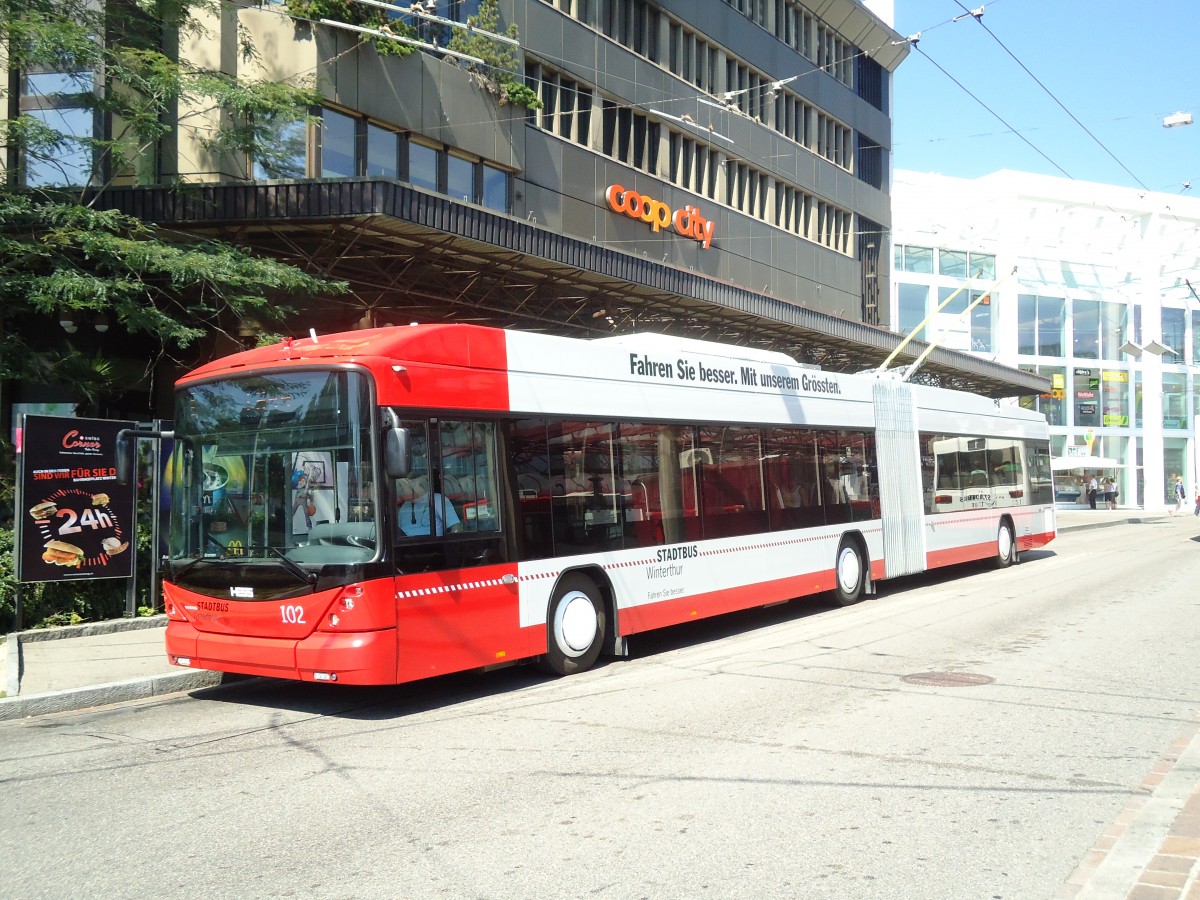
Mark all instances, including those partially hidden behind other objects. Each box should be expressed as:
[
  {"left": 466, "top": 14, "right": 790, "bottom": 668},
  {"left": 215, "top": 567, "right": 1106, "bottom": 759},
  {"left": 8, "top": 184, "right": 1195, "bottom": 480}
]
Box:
[{"left": 440, "top": 420, "right": 499, "bottom": 534}]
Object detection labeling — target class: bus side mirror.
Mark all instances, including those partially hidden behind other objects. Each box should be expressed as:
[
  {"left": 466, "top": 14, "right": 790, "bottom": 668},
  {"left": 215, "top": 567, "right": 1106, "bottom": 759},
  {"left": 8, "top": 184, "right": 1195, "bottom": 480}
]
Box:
[
  {"left": 116, "top": 429, "right": 134, "bottom": 485},
  {"left": 385, "top": 427, "right": 412, "bottom": 479}
]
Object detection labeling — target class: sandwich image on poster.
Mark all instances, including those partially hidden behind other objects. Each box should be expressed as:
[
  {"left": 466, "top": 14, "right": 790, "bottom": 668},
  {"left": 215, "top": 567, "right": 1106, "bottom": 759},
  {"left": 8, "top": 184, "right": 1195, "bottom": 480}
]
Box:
[
  {"left": 28, "top": 500, "right": 58, "bottom": 520},
  {"left": 41, "top": 540, "right": 85, "bottom": 568}
]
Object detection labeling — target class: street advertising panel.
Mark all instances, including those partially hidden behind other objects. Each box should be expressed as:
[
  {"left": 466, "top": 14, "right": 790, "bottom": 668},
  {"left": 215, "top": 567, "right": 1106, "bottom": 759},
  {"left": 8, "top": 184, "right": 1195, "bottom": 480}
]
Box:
[{"left": 16, "top": 415, "right": 137, "bottom": 583}]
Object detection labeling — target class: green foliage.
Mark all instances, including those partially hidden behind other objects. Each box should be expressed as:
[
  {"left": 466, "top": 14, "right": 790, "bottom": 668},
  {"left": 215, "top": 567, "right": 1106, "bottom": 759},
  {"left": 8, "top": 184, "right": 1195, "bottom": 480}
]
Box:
[
  {"left": 0, "top": 194, "right": 346, "bottom": 387},
  {"left": 447, "top": 0, "right": 541, "bottom": 110},
  {"left": 0, "top": 520, "right": 161, "bottom": 631},
  {"left": 2, "top": 0, "right": 325, "bottom": 193},
  {"left": 283, "top": 0, "right": 417, "bottom": 58},
  {"left": 0, "top": 0, "right": 349, "bottom": 403},
  {"left": 34, "top": 611, "right": 84, "bottom": 629}
]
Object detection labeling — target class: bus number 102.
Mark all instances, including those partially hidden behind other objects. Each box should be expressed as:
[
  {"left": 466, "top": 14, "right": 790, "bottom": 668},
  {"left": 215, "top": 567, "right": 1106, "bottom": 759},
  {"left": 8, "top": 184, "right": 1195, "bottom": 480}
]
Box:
[{"left": 280, "top": 605, "right": 306, "bottom": 624}]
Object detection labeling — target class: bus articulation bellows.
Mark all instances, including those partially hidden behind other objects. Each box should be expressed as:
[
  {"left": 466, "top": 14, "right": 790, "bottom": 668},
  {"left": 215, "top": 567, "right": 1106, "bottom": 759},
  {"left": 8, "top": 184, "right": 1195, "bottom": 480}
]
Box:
[{"left": 159, "top": 324, "right": 1056, "bottom": 684}]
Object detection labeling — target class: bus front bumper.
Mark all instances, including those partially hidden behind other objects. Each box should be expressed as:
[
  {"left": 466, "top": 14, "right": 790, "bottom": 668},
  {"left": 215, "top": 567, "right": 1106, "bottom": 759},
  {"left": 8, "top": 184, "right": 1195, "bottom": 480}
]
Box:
[{"left": 166, "top": 621, "right": 398, "bottom": 685}]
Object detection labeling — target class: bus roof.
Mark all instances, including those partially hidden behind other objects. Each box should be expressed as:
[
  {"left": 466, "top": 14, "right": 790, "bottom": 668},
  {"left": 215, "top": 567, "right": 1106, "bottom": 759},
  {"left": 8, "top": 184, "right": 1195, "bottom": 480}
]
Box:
[
  {"left": 179, "top": 323, "right": 508, "bottom": 383},
  {"left": 179, "top": 323, "right": 1046, "bottom": 436}
]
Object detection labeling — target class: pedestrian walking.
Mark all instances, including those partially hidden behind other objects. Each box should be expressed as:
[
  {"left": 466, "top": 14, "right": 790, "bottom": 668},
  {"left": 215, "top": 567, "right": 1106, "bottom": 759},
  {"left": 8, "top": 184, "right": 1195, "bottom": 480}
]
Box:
[{"left": 1171, "top": 475, "right": 1186, "bottom": 515}]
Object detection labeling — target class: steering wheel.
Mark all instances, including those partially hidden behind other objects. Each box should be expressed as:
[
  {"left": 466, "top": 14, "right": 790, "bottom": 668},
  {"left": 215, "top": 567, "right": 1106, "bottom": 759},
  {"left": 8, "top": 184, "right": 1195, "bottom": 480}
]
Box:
[{"left": 346, "top": 533, "right": 376, "bottom": 551}]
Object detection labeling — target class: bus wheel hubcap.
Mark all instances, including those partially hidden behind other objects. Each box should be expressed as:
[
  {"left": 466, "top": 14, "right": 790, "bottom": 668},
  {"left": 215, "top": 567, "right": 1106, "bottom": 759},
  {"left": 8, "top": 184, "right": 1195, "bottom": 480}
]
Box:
[
  {"left": 838, "top": 549, "right": 861, "bottom": 592},
  {"left": 999, "top": 527, "right": 1012, "bottom": 559},
  {"left": 558, "top": 592, "right": 597, "bottom": 654}
]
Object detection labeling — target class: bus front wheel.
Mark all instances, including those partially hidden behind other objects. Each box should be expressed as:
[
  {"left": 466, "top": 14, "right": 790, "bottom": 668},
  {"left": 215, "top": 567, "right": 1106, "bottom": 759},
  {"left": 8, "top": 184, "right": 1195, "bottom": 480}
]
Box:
[
  {"left": 995, "top": 521, "right": 1016, "bottom": 569},
  {"left": 542, "top": 574, "right": 606, "bottom": 676},
  {"left": 832, "top": 539, "right": 866, "bottom": 606}
]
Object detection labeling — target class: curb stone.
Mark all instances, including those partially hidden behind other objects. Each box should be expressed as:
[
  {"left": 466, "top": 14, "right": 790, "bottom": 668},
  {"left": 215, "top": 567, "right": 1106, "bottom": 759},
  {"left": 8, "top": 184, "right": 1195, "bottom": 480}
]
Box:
[
  {"left": 0, "top": 670, "right": 226, "bottom": 721},
  {"left": 0, "top": 615, "right": 226, "bottom": 721}
]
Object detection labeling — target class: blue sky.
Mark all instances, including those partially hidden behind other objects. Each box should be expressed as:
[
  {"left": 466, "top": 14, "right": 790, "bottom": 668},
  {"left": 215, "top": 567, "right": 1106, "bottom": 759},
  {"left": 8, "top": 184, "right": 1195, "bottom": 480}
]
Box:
[{"left": 891, "top": 1, "right": 1200, "bottom": 193}]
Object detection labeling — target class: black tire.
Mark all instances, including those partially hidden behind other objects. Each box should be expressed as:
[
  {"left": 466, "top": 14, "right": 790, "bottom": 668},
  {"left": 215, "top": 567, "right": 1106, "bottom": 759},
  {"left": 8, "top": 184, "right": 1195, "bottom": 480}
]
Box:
[
  {"left": 994, "top": 521, "right": 1016, "bottom": 569},
  {"left": 542, "top": 573, "right": 606, "bottom": 676},
  {"left": 832, "top": 538, "right": 866, "bottom": 606}
]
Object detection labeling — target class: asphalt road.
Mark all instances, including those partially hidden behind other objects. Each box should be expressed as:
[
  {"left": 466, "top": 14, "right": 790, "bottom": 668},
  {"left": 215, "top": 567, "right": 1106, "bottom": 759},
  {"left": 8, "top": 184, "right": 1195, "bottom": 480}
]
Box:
[{"left": 2, "top": 518, "right": 1198, "bottom": 899}]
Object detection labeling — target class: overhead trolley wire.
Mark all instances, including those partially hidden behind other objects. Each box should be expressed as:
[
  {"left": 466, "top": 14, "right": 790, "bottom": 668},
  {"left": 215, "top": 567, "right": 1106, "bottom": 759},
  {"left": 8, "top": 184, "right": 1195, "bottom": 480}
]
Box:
[{"left": 948, "top": 1, "right": 1152, "bottom": 193}]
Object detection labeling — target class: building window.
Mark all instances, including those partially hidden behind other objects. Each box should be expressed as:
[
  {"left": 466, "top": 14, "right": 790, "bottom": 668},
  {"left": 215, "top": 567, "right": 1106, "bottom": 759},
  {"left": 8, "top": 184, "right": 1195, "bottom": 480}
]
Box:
[
  {"left": 290, "top": 109, "right": 511, "bottom": 212},
  {"left": 447, "top": 153, "right": 474, "bottom": 202},
  {"left": 366, "top": 124, "right": 399, "bottom": 177},
  {"left": 600, "top": 100, "right": 659, "bottom": 175},
  {"left": 939, "top": 250, "right": 968, "bottom": 279},
  {"left": 481, "top": 163, "right": 509, "bottom": 211},
  {"left": 21, "top": 71, "right": 96, "bottom": 187},
  {"left": 1163, "top": 372, "right": 1187, "bottom": 429},
  {"left": 1072, "top": 299, "right": 1100, "bottom": 359},
  {"left": 321, "top": 109, "right": 358, "bottom": 177},
  {"left": 1017, "top": 294, "right": 1065, "bottom": 357},
  {"left": 969, "top": 252, "right": 996, "bottom": 280},
  {"left": 1019, "top": 365, "right": 1066, "bottom": 427},
  {"left": 938, "top": 249, "right": 994, "bottom": 280},
  {"left": 933, "top": 287, "right": 988, "bottom": 352},
  {"left": 1070, "top": 298, "right": 1128, "bottom": 361},
  {"left": 527, "top": 63, "right": 594, "bottom": 145},
  {"left": 407, "top": 140, "right": 440, "bottom": 192},
  {"left": 1099, "top": 300, "right": 1128, "bottom": 360},
  {"left": 254, "top": 118, "right": 308, "bottom": 180},
  {"left": 895, "top": 245, "right": 934, "bottom": 274},
  {"left": 1073, "top": 367, "right": 1101, "bottom": 428},
  {"left": 898, "top": 283, "right": 929, "bottom": 341},
  {"left": 971, "top": 297, "right": 992, "bottom": 352},
  {"left": 1162, "top": 307, "right": 1186, "bottom": 364},
  {"left": 599, "top": 0, "right": 660, "bottom": 59},
  {"left": 1102, "top": 369, "right": 1130, "bottom": 427}
]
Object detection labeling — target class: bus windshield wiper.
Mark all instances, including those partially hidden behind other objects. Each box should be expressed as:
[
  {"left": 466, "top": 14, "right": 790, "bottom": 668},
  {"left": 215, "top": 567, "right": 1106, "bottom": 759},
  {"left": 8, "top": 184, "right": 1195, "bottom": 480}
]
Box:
[
  {"left": 266, "top": 546, "right": 319, "bottom": 585},
  {"left": 209, "top": 545, "right": 318, "bottom": 585},
  {"left": 170, "top": 556, "right": 205, "bottom": 580}
]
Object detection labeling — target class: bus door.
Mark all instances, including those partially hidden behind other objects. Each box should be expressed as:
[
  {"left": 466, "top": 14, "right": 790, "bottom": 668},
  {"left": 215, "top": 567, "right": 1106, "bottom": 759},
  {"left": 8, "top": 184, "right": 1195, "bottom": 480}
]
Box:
[{"left": 389, "top": 416, "right": 508, "bottom": 573}]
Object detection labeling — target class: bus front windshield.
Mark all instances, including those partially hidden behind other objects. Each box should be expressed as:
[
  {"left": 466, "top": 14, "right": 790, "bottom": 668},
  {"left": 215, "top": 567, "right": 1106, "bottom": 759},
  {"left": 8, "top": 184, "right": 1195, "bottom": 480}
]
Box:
[{"left": 168, "top": 370, "right": 378, "bottom": 569}]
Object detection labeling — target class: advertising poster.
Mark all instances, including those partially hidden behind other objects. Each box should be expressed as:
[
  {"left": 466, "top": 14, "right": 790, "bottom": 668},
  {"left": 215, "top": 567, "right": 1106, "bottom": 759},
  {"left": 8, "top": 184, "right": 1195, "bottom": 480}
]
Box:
[{"left": 16, "top": 415, "right": 137, "bottom": 583}]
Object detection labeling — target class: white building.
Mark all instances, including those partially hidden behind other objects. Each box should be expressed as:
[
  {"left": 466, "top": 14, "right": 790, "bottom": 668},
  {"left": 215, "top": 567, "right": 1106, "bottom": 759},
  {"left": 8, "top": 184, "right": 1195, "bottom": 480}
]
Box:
[{"left": 891, "top": 169, "right": 1200, "bottom": 510}]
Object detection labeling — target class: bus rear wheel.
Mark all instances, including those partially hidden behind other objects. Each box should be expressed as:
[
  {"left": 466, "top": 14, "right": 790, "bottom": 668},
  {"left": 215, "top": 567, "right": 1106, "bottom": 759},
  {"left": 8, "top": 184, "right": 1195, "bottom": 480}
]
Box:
[
  {"left": 994, "top": 521, "right": 1016, "bottom": 569},
  {"left": 542, "top": 574, "right": 606, "bottom": 676},
  {"left": 832, "top": 539, "right": 866, "bottom": 606}
]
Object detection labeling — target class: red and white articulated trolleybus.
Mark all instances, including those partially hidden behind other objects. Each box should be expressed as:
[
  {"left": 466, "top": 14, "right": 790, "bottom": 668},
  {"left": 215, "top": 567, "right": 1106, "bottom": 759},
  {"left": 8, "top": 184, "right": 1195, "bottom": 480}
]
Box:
[{"left": 160, "top": 324, "right": 1056, "bottom": 684}]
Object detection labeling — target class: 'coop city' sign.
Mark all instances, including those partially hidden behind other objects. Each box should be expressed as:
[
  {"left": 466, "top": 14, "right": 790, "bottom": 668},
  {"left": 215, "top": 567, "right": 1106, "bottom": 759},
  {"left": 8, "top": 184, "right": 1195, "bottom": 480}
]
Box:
[{"left": 604, "top": 184, "right": 716, "bottom": 249}]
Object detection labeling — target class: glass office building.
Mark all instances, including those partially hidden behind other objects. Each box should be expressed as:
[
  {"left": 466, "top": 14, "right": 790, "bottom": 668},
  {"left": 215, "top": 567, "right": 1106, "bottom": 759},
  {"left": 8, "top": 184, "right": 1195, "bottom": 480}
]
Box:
[{"left": 892, "top": 169, "right": 1200, "bottom": 509}]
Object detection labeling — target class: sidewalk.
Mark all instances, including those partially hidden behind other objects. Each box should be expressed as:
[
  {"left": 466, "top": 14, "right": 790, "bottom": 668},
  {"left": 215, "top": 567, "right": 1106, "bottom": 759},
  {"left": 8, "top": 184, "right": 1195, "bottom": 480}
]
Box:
[
  {"left": 1054, "top": 504, "right": 1178, "bottom": 532},
  {"left": 0, "top": 505, "right": 1185, "bottom": 722},
  {"left": 0, "top": 617, "right": 223, "bottom": 721}
]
